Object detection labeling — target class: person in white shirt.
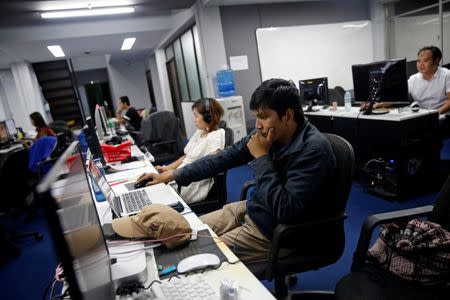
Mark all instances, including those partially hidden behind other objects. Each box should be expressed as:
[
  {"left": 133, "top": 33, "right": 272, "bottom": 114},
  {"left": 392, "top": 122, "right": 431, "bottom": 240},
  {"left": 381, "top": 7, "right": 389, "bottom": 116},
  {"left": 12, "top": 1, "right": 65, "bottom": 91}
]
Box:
[
  {"left": 408, "top": 46, "right": 450, "bottom": 115},
  {"left": 142, "top": 98, "right": 225, "bottom": 204}
]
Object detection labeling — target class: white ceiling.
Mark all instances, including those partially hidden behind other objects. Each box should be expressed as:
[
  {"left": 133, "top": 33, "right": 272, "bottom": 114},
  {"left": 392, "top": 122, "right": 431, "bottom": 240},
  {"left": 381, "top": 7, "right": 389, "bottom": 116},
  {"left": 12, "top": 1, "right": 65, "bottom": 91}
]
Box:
[
  {"left": 0, "top": 0, "right": 320, "bottom": 69},
  {"left": 0, "top": 0, "right": 196, "bottom": 69}
]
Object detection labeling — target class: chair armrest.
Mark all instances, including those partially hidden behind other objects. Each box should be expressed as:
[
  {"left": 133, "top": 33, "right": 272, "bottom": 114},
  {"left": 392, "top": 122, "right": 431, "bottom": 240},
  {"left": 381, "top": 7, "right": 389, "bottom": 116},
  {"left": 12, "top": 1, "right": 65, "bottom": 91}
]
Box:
[
  {"left": 351, "top": 205, "right": 434, "bottom": 271},
  {"left": 240, "top": 180, "right": 256, "bottom": 200},
  {"left": 267, "top": 213, "right": 346, "bottom": 277}
]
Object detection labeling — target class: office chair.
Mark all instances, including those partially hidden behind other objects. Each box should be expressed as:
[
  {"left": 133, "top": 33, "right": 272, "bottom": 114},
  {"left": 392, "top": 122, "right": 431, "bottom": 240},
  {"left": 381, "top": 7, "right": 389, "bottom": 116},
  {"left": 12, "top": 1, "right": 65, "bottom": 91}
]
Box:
[
  {"left": 335, "top": 175, "right": 450, "bottom": 300},
  {"left": 0, "top": 148, "right": 43, "bottom": 262},
  {"left": 49, "top": 120, "right": 73, "bottom": 143},
  {"left": 328, "top": 88, "right": 344, "bottom": 106},
  {"left": 240, "top": 133, "right": 355, "bottom": 299},
  {"left": 139, "top": 111, "right": 184, "bottom": 165},
  {"left": 333, "top": 86, "right": 346, "bottom": 106},
  {"left": 188, "top": 124, "right": 234, "bottom": 214}
]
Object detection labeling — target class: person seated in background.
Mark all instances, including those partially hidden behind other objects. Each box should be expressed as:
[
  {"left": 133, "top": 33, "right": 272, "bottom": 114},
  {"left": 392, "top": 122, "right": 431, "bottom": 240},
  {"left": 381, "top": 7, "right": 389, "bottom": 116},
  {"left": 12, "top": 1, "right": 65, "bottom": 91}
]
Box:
[
  {"left": 23, "top": 112, "right": 56, "bottom": 149},
  {"left": 137, "top": 79, "right": 336, "bottom": 264},
  {"left": 143, "top": 98, "right": 225, "bottom": 204},
  {"left": 115, "top": 96, "right": 142, "bottom": 131},
  {"left": 375, "top": 46, "right": 450, "bottom": 114}
]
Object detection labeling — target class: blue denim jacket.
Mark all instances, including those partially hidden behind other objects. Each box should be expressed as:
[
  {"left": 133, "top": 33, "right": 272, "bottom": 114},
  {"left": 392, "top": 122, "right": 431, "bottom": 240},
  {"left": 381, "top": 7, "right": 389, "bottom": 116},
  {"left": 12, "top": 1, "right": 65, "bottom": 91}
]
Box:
[{"left": 174, "top": 120, "right": 336, "bottom": 239}]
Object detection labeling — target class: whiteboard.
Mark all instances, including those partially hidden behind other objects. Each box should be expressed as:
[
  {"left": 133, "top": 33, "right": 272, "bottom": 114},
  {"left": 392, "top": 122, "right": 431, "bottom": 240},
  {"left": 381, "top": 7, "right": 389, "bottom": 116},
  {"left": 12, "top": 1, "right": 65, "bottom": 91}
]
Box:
[{"left": 256, "top": 21, "right": 374, "bottom": 90}]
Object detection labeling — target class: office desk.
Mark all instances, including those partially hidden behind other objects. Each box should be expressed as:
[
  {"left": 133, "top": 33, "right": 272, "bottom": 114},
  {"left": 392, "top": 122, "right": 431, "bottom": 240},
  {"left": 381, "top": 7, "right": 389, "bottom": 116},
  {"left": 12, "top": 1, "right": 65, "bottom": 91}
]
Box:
[
  {"left": 92, "top": 152, "right": 275, "bottom": 299},
  {"left": 305, "top": 107, "right": 440, "bottom": 198}
]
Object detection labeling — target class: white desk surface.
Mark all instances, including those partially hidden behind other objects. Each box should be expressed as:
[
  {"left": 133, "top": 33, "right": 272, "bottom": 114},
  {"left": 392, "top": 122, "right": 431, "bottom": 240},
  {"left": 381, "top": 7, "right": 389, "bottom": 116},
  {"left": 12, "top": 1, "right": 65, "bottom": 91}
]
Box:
[
  {"left": 92, "top": 149, "right": 275, "bottom": 299},
  {"left": 0, "top": 143, "right": 23, "bottom": 154},
  {"left": 304, "top": 106, "right": 439, "bottom": 121}
]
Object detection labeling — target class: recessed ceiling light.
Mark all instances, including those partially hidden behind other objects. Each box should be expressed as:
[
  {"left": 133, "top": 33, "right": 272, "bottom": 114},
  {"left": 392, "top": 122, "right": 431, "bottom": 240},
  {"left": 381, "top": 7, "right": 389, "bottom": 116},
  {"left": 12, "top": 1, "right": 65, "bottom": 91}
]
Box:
[
  {"left": 41, "top": 1, "right": 132, "bottom": 11},
  {"left": 121, "top": 38, "right": 136, "bottom": 51},
  {"left": 47, "top": 45, "right": 65, "bottom": 57},
  {"left": 41, "top": 6, "right": 134, "bottom": 19}
]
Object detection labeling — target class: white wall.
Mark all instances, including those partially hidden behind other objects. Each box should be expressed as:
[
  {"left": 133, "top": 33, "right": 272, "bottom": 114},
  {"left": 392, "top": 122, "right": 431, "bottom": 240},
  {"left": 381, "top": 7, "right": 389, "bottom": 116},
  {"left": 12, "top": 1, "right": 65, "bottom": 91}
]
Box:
[
  {"left": 392, "top": 14, "right": 449, "bottom": 63},
  {"left": 193, "top": 2, "right": 227, "bottom": 98},
  {"left": 0, "top": 69, "right": 31, "bottom": 131},
  {"left": 147, "top": 55, "right": 164, "bottom": 111},
  {"left": 107, "top": 56, "right": 152, "bottom": 111}
]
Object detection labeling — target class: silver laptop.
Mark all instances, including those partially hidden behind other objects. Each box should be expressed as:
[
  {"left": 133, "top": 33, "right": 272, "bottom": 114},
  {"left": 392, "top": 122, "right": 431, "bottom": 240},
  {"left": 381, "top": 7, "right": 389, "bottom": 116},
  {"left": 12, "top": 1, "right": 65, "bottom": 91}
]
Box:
[{"left": 87, "top": 160, "right": 178, "bottom": 217}]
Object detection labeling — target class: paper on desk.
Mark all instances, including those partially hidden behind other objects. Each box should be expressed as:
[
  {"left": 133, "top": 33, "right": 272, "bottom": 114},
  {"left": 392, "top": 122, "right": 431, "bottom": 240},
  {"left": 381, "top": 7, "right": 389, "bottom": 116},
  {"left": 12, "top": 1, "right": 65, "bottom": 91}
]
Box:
[
  {"left": 105, "top": 166, "right": 154, "bottom": 182},
  {"left": 108, "top": 160, "right": 147, "bottom": 171}
]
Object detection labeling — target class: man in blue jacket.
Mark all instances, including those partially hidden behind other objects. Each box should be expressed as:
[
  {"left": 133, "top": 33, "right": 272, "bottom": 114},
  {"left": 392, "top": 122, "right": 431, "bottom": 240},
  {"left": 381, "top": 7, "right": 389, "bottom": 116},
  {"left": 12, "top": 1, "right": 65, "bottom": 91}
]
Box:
[{"left": 138, "top": 78, "right": 336, "bottom": 263}]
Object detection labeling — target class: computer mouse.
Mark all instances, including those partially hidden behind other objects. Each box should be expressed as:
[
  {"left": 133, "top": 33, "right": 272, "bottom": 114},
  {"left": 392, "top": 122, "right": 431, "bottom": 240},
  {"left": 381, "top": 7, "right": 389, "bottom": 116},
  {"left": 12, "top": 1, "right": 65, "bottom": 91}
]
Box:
[
  {"left": 410, "top": 101, "right": 420, "bottom": 112},
  {"left": 133, "top": 178, "right": 152, "bottom": 189},
  {"left": 177, "top": 253, "right": 220, "bottom": 273}
]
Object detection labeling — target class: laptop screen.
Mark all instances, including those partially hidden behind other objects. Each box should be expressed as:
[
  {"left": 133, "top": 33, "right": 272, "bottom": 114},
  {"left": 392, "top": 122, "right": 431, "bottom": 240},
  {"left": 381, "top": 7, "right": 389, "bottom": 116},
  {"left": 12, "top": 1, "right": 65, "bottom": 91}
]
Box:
[
  {"left": 87, "top": 159, "right": 122, "bottom": 216},
  {"left": 37, "top": 141, "right": 114, "bottom": 300}
]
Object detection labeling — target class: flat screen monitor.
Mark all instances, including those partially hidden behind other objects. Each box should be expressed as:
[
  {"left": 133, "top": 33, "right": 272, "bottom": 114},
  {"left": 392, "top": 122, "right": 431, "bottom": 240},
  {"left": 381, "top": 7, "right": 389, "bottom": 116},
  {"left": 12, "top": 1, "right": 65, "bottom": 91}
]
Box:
[
  {"left": 37, "top": 141, "right": 114, "bottom": 300},
  {"left": 5, "top": 119, "right": 16, "bottom": 136},
  {"left": 84, "top": 116, "right": 106, "bottom": 166},
  {"left": 94, "top": 105, "right": 108, "bottom": 140},
  {"left": 299, "top": 77, "right": 329, "bottom": 109},
  {"left": 352, "top": 58, "right": 409, "bottom": 104},
  {"left": 0, "top": 121, "right": 11, "bottom": 142}
]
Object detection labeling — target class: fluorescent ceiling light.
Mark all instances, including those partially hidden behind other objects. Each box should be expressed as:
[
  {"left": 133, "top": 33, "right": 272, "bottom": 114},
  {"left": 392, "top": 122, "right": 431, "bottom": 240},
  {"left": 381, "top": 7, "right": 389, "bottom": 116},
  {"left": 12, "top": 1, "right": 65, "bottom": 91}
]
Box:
[
  {"left": 121, "top": 37, "right": 136, "bottom": 51},
  {"left": 47, "top": 45, "right": 65, "bottom": 57},
  {"left": 41, "top": 1, "right": 132, "bottom": 11},
  {"left": 343, "top": 22, "right": 369, "bottom": 28},
  {"left": 41, "top": 6, "right": 134, "bottom": 19}
]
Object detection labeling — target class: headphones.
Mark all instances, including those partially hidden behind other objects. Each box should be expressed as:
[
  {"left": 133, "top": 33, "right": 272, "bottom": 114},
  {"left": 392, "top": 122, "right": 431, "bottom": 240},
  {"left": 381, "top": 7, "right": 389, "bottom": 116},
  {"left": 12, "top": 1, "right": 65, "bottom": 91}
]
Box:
[{"left": 203, "top": 98, "right": 212, "bottom": 124}]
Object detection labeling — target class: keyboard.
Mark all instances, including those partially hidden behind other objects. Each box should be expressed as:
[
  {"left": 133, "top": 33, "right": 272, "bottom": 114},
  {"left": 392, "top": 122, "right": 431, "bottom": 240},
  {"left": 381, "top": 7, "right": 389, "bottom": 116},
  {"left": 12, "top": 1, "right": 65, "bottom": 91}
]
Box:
[
  {"left": 152, "top": 274, "right": 218, "bottom": 300},
  {"left": 122, "top": 190, "right": 151, "bottom": 212}
]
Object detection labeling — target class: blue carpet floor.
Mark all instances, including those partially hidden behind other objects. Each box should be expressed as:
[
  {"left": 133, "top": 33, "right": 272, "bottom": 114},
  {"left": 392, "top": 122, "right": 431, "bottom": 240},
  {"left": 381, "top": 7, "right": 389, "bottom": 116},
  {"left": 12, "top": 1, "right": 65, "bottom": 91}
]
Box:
[{"left": 0, "top": 158, "right": 445, "bottom": 299}]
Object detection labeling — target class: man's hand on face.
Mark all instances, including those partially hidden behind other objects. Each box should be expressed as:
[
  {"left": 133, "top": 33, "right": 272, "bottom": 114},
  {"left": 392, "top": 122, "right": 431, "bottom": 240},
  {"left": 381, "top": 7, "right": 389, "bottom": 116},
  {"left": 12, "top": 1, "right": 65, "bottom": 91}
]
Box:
[{"left": 247, "top": 128, "right": 274, "bottom": 159}]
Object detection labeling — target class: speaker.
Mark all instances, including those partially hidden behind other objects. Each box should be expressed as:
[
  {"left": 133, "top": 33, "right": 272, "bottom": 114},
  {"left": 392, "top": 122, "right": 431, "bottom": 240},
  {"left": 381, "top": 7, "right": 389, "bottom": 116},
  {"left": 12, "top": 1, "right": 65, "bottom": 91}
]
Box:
[{"left": 203, "top": 98, "right": 212, "bottom": 124}]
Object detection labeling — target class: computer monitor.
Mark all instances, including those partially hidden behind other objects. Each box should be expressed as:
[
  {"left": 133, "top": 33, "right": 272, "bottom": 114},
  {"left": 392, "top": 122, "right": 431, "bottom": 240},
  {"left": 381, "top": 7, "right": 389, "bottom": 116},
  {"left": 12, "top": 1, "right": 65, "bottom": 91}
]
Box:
[
  {"left": 84, "top": 116, "right": 106, "bottom": 166},
  {"left": 299, "top": 77, "right": 329, "bottom": 111},
  {"left": 37, "top": 141, "right": 114, "bottom": 300},
  {"left": 352, "top": 58, "right": 409, "bottom": 114},
  {"left": 94, "top": 105, "right": 108, "bottom": 140},
  {"left": 0, "top": 121, "right": 11, "bottom": 143},
  {"left": 5, "top": 119, "right": 17, "bottom": 136}
]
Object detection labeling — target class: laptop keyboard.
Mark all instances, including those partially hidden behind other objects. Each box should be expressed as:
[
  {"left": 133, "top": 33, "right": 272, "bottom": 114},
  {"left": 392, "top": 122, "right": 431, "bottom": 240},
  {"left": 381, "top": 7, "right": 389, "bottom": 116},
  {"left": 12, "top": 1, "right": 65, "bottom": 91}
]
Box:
[{"left": 122, "top": 190, "right": 152, "bottom": 213}]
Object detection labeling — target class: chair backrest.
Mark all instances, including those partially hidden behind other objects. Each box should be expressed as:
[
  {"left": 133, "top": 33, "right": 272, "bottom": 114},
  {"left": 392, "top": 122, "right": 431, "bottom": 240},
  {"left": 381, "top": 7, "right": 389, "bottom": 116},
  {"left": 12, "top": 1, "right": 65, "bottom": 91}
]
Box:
[
  {"left": 139, "top": 111, "right": 184, "bottom": 164},
  {"left": 324, "top": 133, "right": 355, "bottom": 215},
  {"left": 28, "top": 136, "right": 57, "bottom": 173},
  {"left": 328, "top": 88, "right": 344, "bottom": 106},
  {"left": 0, "top": 148, "right": 30, "bottom": 211}
]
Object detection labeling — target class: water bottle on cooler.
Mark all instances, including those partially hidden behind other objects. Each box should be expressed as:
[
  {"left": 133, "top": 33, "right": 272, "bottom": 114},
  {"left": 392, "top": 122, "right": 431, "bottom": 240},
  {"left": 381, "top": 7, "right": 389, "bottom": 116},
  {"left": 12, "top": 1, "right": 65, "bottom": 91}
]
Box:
[{"left": 216, "top": 65, "right": 236, "bottom": 97}]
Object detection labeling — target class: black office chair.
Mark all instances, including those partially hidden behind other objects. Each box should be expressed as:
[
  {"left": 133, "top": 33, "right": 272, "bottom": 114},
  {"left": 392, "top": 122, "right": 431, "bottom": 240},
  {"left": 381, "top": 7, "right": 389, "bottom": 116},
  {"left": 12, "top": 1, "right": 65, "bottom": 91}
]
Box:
[
  {"left": 335, "top": 175, "right": 450, "bottom": 300},
  {"left": 49, "top": 120, "right": 73, "bottom": 144},
  {"left": 0, "top": 148, "right": 43, "bottom": 262},
  {"left": 139, "top": 111, "right": 185, "bottom": 165},
  {"left": 328, "top": 88, "right": 344, "bottom": 106},
  {"left": 240, "top": 133, "right": 355, "bottom": 299},
  {"left": 188, "top": 125, "right": 234, "bottom": 214}
]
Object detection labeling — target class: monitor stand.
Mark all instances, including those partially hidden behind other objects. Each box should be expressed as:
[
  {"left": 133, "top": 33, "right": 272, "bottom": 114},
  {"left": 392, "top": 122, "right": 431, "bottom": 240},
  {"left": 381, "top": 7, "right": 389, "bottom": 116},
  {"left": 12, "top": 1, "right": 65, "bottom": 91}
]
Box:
[{"left": 305, "top": 105, "right": 320, "bottom": 112}]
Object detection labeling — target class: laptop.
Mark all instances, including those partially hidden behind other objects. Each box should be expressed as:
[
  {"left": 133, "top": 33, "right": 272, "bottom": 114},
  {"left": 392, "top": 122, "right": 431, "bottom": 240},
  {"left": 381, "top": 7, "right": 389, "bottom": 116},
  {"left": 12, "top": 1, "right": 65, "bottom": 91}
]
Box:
[{"left": 87, "top": 160, "right": 179, "bottom": 217}]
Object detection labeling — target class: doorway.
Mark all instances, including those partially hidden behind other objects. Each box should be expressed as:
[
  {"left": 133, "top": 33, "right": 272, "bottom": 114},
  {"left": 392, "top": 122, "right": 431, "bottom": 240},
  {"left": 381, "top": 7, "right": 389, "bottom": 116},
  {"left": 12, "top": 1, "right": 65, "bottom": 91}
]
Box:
[{"left": 84, "top": 82, "right": 113, "bottom": 118}]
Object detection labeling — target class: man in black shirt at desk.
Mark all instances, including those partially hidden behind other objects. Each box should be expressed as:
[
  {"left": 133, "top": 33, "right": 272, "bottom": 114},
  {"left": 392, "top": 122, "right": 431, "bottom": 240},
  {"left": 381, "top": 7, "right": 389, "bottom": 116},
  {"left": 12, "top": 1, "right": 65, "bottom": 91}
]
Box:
[
  {"left": 137, "top": 79, "right": 336, "bottom": 264},
  {"left": 116, "top": 96, "right": 142, "bottom": 131}
]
